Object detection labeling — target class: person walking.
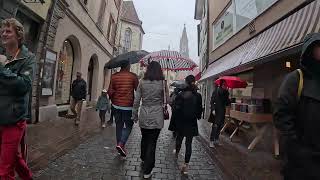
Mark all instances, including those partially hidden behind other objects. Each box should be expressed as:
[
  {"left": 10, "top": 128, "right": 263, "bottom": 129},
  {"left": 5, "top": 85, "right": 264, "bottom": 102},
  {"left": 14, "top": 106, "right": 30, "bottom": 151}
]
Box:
[
  {"left": 173, "top": 75, "right": 203, "bottom": 175},
  {"left": 0, "top": 18, "right": 34, "bottom": 180},
  {"left": 209, "top": 80, "right": 229, "bottom": 148},
  {"left": 132, "top": 61, "right": 168, "bottom": 179},
  {"left": 96, "top": 89, "right": 111, "bottom": 128},
  {"left": 108, "top": 62, "right": 138, "bottom": 157},
  {"left": 168, "top": 87, "right": 183, "bottom": 138},
  {"left": 274, "top": 33, "right": 320, "bottom": 180},
  {"left": 68, "top": 72, "right": 87, "bottom": 126}
]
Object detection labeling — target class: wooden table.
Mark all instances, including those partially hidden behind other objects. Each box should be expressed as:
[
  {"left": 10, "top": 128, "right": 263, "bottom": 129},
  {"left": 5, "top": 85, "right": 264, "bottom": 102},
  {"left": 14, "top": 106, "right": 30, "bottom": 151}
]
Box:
[{"left": 221, "top": 110, "right": 279, "bottom": 157}]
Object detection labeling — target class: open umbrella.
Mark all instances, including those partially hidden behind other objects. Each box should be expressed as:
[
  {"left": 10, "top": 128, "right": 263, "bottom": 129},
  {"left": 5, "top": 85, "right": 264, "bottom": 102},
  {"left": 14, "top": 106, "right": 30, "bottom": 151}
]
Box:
[
  {"left": 170, "top": 80, "right": 187, "bottom": 89},
  {"left": 215, "top": 76, "right": 248, "bottom": 89},
  {"left": 105, "top": 50, "right": 149, "bottom": 69},
  {"left": 140, "top": 50, "right": 197, "bottom": 71}
]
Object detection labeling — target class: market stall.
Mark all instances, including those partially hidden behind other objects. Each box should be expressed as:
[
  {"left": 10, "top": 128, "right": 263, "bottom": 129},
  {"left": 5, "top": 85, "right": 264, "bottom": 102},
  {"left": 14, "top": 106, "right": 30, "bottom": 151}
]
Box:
[{"left": 217, "top": 76, "right": 279, "bottom": 157}]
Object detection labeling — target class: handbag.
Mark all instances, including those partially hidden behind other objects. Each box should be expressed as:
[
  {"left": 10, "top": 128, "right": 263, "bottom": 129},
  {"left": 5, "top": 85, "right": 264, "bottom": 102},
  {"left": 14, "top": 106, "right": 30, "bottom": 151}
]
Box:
[
  {"left": 207, "top": 110, "right": 216, "bottom": 123},
  {"left": 163, "top": 80, "right": 170, "bottom": 120}
]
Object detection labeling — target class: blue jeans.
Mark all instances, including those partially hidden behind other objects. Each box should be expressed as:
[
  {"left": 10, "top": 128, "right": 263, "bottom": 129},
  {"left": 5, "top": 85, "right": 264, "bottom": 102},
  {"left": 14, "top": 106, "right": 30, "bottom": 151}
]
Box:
[{"left": 114, "top": 109, "right": 134, "bottom": 146}]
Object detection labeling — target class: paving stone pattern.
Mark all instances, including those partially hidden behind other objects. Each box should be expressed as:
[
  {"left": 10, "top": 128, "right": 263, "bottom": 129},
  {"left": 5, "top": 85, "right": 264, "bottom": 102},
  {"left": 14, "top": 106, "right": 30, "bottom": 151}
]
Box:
[{"left": 34, "top": 122, "right": 224, "bottom": 180}]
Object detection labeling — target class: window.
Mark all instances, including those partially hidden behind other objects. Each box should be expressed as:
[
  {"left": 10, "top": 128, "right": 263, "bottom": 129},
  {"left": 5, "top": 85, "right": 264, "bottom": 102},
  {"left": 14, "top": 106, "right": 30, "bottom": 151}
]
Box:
[
  {"left": 97, "top": 0, "right": 106, "bottom": 28},
  {"left": 212, "top": 0, "right": 279, "bottom": 50},
  {"left": 55, "top": 40, "right": 75, "bottom": 105},
  {"left": 139, "top": 33, "right": 143, "bottom": 50},
  {"left": 107, "top": 16, "right": 116, "bottom": 44},
  {"left": 123, "top": 28, "right": 132, "bottom": 53},
  {"left": 235, "top": 0, "right": 278, "bottom": 30}
]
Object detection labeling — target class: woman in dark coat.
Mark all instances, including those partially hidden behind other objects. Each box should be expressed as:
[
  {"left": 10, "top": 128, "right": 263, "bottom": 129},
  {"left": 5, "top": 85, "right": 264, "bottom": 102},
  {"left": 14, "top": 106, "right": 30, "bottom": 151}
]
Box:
[
  {"left": 173, "top": 75, "right": 203, "bottom": 175},
  {"left": 209, "top": 80, "right": 229, "bottom": 148},
  {"left": 274, "top": 33, "right": 320, "bottom": 180}
]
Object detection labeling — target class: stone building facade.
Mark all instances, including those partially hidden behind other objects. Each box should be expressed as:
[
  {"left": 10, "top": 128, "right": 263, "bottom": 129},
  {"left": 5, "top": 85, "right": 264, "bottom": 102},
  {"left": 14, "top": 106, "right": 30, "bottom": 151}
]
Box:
[
  {"left": 115, "top": 1, "right": 144, "bottom": 78},
  {"left": 0, "top": 0, "right": 53, "bottom": 122},
  {"left": 38, "top": 0, "right": 122, "bottom": 121}
]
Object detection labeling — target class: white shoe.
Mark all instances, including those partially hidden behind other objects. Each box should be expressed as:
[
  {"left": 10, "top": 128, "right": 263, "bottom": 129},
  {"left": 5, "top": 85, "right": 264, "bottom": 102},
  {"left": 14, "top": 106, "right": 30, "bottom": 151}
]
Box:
[
  {"left": 181, "top": 163, "right": 189, "bottom": 175},
  {"left": 173, "top": 149, "right": 178, "bottom": 158},
  {"left": 143, "top": 171, "right": 153, "bottom": 179},
  {"left": 102, "top": 124, "right": 106, "bottom": 128},
  {"left": 209, "top": 141, "right": 215, "bottom": 148}
]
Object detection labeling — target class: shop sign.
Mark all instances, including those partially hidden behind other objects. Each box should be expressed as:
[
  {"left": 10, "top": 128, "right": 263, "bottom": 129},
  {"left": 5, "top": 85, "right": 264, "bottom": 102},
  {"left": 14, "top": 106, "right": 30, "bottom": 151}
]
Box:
[
  {"left": 213, "top": 4, "right": 234, "bottom": 47},
  {"left": 41, "top": 49, "right": 57, "bottom": 96},
  {"left": 21, "top": 0, "right": 51, "bottom": 20}
]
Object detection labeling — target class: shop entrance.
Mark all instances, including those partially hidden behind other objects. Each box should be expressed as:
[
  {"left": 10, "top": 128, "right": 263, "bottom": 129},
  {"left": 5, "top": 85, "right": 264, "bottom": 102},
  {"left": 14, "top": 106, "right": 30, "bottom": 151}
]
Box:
[{"left": 87, "top": 55, "right": 99, "bottom": 102}]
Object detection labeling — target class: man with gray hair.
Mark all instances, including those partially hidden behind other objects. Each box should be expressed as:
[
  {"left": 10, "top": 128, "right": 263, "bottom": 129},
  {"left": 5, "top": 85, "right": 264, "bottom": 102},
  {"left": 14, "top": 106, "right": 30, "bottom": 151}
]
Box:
[{"left": 0, "top": 18, "right": 34, "bottom": 180}]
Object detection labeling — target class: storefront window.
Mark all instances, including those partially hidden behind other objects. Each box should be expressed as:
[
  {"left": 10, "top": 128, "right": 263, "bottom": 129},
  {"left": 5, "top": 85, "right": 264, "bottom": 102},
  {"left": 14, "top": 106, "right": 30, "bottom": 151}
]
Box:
[{"left": 55, "top": 40, "right": 74, "bottom": 105}]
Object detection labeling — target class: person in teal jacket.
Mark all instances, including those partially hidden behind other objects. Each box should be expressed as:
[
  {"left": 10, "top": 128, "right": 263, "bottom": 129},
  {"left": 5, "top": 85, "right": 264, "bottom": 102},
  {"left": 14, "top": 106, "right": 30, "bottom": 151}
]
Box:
[
  {"left": 0, "top": 18, "right": 34, "bottom": 180},
  {"left": 96, "top": 89, "right": 111, "bottom": 128}
]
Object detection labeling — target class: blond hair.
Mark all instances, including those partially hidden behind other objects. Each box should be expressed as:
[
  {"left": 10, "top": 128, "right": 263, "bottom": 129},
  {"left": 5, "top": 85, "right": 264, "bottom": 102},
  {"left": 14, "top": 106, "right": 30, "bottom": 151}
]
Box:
[{"left": 1, "top": 18, "right": 24, "bottom": 46}]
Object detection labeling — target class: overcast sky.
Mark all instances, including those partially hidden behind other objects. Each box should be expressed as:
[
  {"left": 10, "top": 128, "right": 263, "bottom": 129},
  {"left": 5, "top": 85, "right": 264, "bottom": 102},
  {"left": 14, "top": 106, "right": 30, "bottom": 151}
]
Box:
[{"left": 132, "top": 0, "right": 199, "bottom": 64}]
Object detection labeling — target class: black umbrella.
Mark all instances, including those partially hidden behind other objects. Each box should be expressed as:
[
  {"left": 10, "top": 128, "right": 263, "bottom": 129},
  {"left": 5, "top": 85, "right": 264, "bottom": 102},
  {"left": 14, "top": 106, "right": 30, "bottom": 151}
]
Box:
[
  {"left": 170, "top": 81, "right": 187, "bottom": 89},
  {"left": 105, "top": 50, "right": 149, "bottom": 69}
]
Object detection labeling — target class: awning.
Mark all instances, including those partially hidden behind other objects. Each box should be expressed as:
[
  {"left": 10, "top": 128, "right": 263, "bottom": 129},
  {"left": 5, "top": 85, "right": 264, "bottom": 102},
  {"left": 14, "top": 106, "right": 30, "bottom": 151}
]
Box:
[{"left": 200, "top": 0, "right": 320, "bottom": 81}]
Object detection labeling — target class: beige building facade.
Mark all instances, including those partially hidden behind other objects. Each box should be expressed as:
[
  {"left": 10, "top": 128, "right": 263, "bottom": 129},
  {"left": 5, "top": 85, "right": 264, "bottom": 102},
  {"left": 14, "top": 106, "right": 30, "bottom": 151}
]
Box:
[
  {"left": 39, "top": 0, "right": 122, "bottom": 121},
  {"left": 199, "top": 0, "right": 318, "bottom": 119},
  {"left": 115, "top": 1, "right": 144, "bottom": 78}
]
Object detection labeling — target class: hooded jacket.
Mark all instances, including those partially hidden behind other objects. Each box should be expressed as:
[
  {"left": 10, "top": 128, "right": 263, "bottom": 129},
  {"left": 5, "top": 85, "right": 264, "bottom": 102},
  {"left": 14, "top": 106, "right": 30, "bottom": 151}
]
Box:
[
  {"left": 0, "top": 45, "right": 35, "bottom": 125},
  {"left": 273, "top": 33, "right": 320, "bottom": 179}
]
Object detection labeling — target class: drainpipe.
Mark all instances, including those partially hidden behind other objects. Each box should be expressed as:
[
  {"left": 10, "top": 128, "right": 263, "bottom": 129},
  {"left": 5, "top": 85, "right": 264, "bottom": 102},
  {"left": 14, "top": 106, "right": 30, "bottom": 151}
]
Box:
[
  {"left": 35, "top": 0, "right": 58, "bottom": 123},
  {"left": 206, "top": 0, "right": 210, "bottom": 70}
]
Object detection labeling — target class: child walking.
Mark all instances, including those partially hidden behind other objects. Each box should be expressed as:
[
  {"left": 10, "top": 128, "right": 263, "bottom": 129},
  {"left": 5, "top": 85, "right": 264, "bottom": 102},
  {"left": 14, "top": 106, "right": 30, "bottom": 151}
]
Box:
[{"left": 96, "top": 89, "right": 110, "bottom": 128}]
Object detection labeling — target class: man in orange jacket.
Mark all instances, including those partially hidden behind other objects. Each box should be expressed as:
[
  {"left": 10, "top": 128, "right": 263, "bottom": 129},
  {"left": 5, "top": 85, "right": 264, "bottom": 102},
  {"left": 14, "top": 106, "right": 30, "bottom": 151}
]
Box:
[{"left": 108, "top": 62, "right": 138, "bottom": 157}]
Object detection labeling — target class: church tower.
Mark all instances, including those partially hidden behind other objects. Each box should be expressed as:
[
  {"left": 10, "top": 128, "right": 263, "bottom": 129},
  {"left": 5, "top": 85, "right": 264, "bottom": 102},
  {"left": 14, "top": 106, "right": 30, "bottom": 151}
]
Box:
[{"left": 179, "top": 24, "right": 190, "bottom": 58}]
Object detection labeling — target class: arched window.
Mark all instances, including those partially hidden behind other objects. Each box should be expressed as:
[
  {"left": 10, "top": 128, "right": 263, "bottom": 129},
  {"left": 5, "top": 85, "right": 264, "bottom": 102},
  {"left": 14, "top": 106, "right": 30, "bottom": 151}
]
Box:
[
  {"left": 55, "top": 40, "right": 74, "bottom": 105},
  {"left": 123, "top": 28, "right": 132, "bottom": 53}
]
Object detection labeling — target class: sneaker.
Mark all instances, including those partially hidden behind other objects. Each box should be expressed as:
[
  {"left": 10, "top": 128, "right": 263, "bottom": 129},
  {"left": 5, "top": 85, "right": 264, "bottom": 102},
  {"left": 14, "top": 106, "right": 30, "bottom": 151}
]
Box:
[
  {"left": 143, "top": 171, "right": 153, "bottom": 179},
  {"left": 181, "top": 163, "right": 189, "bottom": 175},
  {"left": 107, "top": 121, "right": 113, "bottom": 126},
  {"left": 102, "top": 124, "right": 106, "bottom": 128},
  {"left": 209, "top": 141, "right": 215, "bottom": 148},
  {"left": 173, "top": 149, "right": 178, "bottom": 158},
  {"left": 75, "top": 120, "right": 80, "bottom": 126},
  {"left": 116, "top": 145, "right": 127, "bottom": 157},
  {"left": 214, "top": 140, "right": 222, "bottom": 146}
]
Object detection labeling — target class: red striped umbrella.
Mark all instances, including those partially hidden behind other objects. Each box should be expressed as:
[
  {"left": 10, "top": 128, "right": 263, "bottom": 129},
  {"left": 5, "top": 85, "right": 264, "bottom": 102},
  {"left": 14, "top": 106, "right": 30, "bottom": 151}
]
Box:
[{"left": 140, "top": 50, "right": 197, "bottom": 71}]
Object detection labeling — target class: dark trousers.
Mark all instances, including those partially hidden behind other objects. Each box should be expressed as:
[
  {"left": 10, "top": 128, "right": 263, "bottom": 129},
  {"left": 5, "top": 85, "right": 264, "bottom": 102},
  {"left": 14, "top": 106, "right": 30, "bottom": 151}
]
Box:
[
  {"left": 108, "top": 106, "right": 114, "bottom": 124},
  {"left": 210, "top": 113, "right": 225, "bottom": 141},
  {"left": 176, "top": 134, "right": 193, "bottom": 163},
  {"left": 114, "top": 109, "right": 133, "bottom": 146},
  {"left": 99, "top": 110, "right": 107, "bottom": 124},
  {"left": 140, "top": 128, "right": 161, "bottom": 174}
]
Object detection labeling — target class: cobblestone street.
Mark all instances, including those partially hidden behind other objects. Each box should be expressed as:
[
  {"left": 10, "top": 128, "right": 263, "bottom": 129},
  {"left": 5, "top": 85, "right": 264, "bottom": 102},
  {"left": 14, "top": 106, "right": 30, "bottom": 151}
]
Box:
[{"left": 34, "top": 121, "right": 225, "bottom": 180}]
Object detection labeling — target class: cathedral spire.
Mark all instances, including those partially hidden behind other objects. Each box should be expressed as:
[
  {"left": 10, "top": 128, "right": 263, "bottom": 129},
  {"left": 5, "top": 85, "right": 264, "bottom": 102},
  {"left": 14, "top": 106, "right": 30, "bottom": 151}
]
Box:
[{"left": 180, "top": 24, "right": 189, "bottom": 58}]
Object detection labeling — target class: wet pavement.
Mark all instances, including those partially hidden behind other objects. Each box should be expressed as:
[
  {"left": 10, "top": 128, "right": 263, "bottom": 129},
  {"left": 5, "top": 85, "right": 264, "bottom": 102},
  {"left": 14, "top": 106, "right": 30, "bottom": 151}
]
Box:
[
  {"left": 198, "top": 120, "right": 282, "bottom": 180},
  {"left": 32, "top": 112, "right": 225, "bottom": 180},
  {"left": 26, "top": 108, "right": 104, "bottom": 172}
]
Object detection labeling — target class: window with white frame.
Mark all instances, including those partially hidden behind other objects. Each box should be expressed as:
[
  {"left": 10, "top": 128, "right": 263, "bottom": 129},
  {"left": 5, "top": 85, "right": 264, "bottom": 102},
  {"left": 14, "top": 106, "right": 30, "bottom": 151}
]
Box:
[
  {"left": 123, "top": 28, "right": 132, "bottom": 53},
  {"left": 212, "top": 0, "right": 279, "bottom": 50}
]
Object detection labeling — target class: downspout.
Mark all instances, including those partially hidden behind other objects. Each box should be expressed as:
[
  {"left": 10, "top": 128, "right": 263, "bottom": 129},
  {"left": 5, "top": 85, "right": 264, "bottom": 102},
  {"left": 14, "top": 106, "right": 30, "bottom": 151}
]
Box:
[
  {"left": 206, "top": 0, "right": 210, "bottom": 70},
  {"left": 35, "top": 0, "right": 58, "bottom": 123}
]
